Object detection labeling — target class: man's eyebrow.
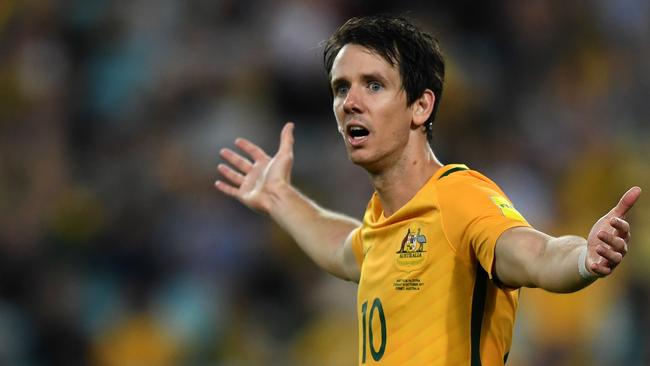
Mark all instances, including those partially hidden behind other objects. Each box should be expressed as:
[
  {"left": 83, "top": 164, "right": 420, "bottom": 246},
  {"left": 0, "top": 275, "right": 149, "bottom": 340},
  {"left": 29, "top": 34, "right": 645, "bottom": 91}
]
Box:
[
  {"left": 330, "top": 76, "right": 348, "bottom": 87},
  {"left": 330, "top": 72, "right": 390, "bottom": 87},
  {"left": 360, "top": 72, "right": 390, "bottom": 84}
]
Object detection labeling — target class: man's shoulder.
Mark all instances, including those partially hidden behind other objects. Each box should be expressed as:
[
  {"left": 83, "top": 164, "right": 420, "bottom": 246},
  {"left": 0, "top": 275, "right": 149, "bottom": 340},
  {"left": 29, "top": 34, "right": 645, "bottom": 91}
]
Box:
[
  {"left": 435, "top": 165, "right": 508, "bottom": 212},
  {"left": 435, "top": 164, "right": 497, "bottom": 189}
]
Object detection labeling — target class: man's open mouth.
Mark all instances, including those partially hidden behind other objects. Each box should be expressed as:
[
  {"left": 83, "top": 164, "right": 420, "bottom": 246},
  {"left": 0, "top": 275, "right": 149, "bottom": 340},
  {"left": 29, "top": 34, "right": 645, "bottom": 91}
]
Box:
[
  {"left": 346, "top": 124, "right": 370, "bottom": 147},
  {"left": 347, "top": 125, "right": 370, "bottom": 139}
]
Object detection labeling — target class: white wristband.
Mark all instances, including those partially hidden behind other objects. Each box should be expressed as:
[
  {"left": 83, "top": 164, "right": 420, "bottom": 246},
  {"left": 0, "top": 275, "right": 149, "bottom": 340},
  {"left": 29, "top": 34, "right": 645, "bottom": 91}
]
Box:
[{"left": 578, "top": 247, "right": 598, "bottom": 281}]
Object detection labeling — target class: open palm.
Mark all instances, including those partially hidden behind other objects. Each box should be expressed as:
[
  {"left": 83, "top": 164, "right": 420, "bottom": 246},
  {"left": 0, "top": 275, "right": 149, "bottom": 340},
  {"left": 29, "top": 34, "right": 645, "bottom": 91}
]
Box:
[{"left": 215, "top": 123, "right": 295, "bottom": 213}]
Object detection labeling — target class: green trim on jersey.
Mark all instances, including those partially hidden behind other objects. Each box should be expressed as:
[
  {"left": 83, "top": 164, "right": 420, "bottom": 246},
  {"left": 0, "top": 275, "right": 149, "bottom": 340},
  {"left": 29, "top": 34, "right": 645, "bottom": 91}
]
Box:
[
  {"left": 471, "top": 267, "right": 488, "bottom": 366},
  {"left": 438, "top": 166, "right": 469, "bottom": 180}
]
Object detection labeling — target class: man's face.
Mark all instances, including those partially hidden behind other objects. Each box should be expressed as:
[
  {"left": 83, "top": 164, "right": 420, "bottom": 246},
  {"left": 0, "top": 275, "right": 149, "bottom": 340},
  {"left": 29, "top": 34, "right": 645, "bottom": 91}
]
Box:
[{"left": 330, "top": 44, "right": 414, "bottom": 171}]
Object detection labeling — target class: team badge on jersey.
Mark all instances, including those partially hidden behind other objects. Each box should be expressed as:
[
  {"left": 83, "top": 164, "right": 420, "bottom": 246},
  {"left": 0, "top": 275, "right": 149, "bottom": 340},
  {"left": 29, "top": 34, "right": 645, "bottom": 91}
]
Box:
[{"left": 394, "top": 228, "right": 428, "bottom": 271}]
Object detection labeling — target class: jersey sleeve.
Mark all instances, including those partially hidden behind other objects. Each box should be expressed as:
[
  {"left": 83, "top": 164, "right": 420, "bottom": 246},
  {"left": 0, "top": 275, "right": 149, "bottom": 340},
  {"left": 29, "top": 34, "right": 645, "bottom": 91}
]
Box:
[
  {"left": 438, "top": 170, "right": 531, "bottom": 278},
  {"left": 350, "top": 226, "right": 364, "bottom": 267}
]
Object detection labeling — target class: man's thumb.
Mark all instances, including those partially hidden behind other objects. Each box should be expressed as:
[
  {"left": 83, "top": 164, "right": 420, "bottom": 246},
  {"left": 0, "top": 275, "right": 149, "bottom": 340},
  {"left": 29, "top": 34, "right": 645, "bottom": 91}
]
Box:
[
  {"left": 278, "top": 122, "right": 295, "bottom": 155},
  {"left": 611, "top": 186, "right": 642, "bottom": 218}
]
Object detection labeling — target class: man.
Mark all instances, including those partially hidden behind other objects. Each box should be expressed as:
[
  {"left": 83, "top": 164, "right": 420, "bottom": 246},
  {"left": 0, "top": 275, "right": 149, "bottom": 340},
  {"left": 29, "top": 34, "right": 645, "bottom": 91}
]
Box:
[{"left": 215, "top": 15, "right": 641, "bottom": 366}]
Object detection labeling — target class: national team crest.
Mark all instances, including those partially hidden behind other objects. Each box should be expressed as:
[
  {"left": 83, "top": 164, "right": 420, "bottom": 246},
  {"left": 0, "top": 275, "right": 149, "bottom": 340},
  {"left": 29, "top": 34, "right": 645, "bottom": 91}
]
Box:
[{"left": 395, "top": 228, "right": 428, "bottom": 271}]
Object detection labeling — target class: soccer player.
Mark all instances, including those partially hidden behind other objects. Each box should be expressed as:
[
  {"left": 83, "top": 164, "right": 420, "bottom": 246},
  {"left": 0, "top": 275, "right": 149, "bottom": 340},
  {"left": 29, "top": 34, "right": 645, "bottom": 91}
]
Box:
[{"left": 215, "top": 15, "right": 641, "bottom": 366}]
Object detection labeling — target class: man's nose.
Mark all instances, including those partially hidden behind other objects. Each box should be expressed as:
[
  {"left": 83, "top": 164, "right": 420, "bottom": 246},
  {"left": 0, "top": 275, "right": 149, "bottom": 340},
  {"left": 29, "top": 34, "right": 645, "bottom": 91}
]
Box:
[{"left": 343, "top": 86, "right": 363, "bottom": 114}]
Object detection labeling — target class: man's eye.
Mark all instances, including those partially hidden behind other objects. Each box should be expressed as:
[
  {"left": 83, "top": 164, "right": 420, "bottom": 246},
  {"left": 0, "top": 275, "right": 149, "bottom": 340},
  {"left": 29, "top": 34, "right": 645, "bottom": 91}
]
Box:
[
  {"left": 335, "top": 85, "right": 349, "bottom": 96},
  {"left": 368, "top": 81, "right": 383, "bottom": 92}
]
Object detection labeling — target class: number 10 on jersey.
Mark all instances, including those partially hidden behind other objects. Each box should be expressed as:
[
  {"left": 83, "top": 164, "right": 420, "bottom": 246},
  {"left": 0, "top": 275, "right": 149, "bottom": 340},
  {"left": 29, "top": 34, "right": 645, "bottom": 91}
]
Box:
[{"left": 361, "top": 298, "right": 387, "bottom": 363}]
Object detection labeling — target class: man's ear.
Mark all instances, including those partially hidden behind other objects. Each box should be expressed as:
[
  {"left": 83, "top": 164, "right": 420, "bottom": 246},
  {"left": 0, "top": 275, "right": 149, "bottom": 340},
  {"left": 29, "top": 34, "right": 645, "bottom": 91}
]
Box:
[{"left": 412, "top": 89, "right": 435, "bottom": 127}]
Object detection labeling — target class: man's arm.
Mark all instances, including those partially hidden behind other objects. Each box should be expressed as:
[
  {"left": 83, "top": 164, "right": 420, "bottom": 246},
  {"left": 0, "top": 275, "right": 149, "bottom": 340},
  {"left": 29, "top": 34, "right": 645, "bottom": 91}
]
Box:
[
  {"left": 215, "top": 122, "right": 361, "bottom": 282},
  {"left": 494, "top": 186, "right": 642, "bottom": 293}
]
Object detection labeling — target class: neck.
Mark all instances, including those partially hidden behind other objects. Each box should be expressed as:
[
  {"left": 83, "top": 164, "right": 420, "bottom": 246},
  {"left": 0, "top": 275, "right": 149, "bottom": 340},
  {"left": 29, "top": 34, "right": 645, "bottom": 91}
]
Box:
[{"left": 370, "top": 145, "right": 442, "bottom": 217}]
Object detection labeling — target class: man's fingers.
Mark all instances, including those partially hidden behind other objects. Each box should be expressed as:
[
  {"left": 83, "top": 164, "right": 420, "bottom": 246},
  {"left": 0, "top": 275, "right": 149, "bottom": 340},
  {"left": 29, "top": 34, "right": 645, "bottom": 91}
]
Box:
[
  {"left": 214, "top": 180, "right": 240, "bottom": 198},
  {"left": 235, "top": 138, "right": 270, "bottom": 162},
  {"left": 595, "top": 243, "right": 624, "bottom": 266},
  {"left": 220, "top": 148, "right": 253, "bottom": 174},
  {"left": 590, "top": 261, "right": 612, "bottom": 276},
  {"left": 594, "top": 229, "right": 627, "bottom": 273},
  {"left": 277, "top": 122, "right": 295, "bottom": 156},
  {"left": 610, "top": 217, "right": 630, "bottom": 240},
  {"left": 597, "top": 230, "right": 628, "bottom": 254},
  {"left": 611, "top": 186, "right": 642, "bottom": 218},
  {"left": 217, "top": 163, "right": 244, "bottom": 186}
]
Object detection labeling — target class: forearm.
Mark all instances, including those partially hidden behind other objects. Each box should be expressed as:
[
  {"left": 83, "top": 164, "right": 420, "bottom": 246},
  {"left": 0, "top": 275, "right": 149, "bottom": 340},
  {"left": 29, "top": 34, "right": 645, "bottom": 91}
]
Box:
[
  {"left": 535, "top": 235, "right": 594, "bottom": 293},
  {"left": 268, "top": 183, "right": 361, "bottom": 278},
  {"left": 496, "top": 228, "right": 596, "bottom": 293}
]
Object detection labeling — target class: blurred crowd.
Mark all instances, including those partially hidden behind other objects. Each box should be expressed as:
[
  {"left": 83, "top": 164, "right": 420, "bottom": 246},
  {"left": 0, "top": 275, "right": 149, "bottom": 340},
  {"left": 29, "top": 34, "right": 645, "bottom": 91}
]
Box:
[{"left": 0, "top": 0, "right": 648, "bottom": 365}]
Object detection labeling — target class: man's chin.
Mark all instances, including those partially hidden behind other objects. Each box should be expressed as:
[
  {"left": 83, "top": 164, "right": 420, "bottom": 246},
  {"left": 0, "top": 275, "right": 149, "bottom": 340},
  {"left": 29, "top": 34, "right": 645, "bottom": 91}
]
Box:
[
  {"left": 348, "top": 151, "right": 382, "bottom": 172},
  {"left": 347, "top": 150, "right": 368, "bottom": 164}
]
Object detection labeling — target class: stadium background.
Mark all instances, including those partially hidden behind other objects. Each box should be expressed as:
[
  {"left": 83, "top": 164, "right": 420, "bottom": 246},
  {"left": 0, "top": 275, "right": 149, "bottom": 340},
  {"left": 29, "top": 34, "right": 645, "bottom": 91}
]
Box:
[{"left": 0, "top": 0, "right": 648, "bottom": 365}]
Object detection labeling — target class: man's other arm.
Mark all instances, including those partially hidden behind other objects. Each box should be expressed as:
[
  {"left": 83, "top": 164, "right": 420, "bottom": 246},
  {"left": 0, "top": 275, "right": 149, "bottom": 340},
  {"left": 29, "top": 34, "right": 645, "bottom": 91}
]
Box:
[
  {"left": 215, "top": 123, "right": 361, "bottom": 282},
  {"left": 494, "top": 186, "right": 642, "bottom": 292}
]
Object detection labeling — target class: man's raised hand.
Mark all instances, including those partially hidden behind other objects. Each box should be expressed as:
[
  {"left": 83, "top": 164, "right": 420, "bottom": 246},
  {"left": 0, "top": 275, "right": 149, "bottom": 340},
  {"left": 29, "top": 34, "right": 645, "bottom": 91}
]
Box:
[
  {"left": 215, "top": 122, "right": 295, "bottom": 213},
  {"left": 585, "top": 186, "right": 642, "bottom": 277}
]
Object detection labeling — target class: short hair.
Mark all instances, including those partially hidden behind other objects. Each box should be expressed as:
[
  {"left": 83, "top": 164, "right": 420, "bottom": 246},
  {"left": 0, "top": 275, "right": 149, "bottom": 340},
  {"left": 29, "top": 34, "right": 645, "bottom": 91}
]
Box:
[{"left": 323, "top": 15, "right": 445, "bottom": 146}]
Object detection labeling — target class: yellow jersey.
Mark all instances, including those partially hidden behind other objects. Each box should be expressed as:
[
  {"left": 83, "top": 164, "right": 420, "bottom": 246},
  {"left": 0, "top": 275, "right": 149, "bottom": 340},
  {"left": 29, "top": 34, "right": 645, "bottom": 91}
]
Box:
[{"left": 351, "top": 164, "right": 530, "bottom": 365}]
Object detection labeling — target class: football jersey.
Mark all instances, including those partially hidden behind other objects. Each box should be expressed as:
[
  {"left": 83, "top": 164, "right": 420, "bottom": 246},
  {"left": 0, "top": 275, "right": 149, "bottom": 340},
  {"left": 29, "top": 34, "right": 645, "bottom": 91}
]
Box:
[{"left": 351, "top": 164, "right": 530, "bottom": 365}]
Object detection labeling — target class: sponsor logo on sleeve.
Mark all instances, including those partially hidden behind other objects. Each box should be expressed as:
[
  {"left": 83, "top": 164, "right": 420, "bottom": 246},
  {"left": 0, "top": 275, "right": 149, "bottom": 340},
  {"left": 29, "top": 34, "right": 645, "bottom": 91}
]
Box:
[{"left": 490, "top": 196, "right": 526, "bottom": 222}]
